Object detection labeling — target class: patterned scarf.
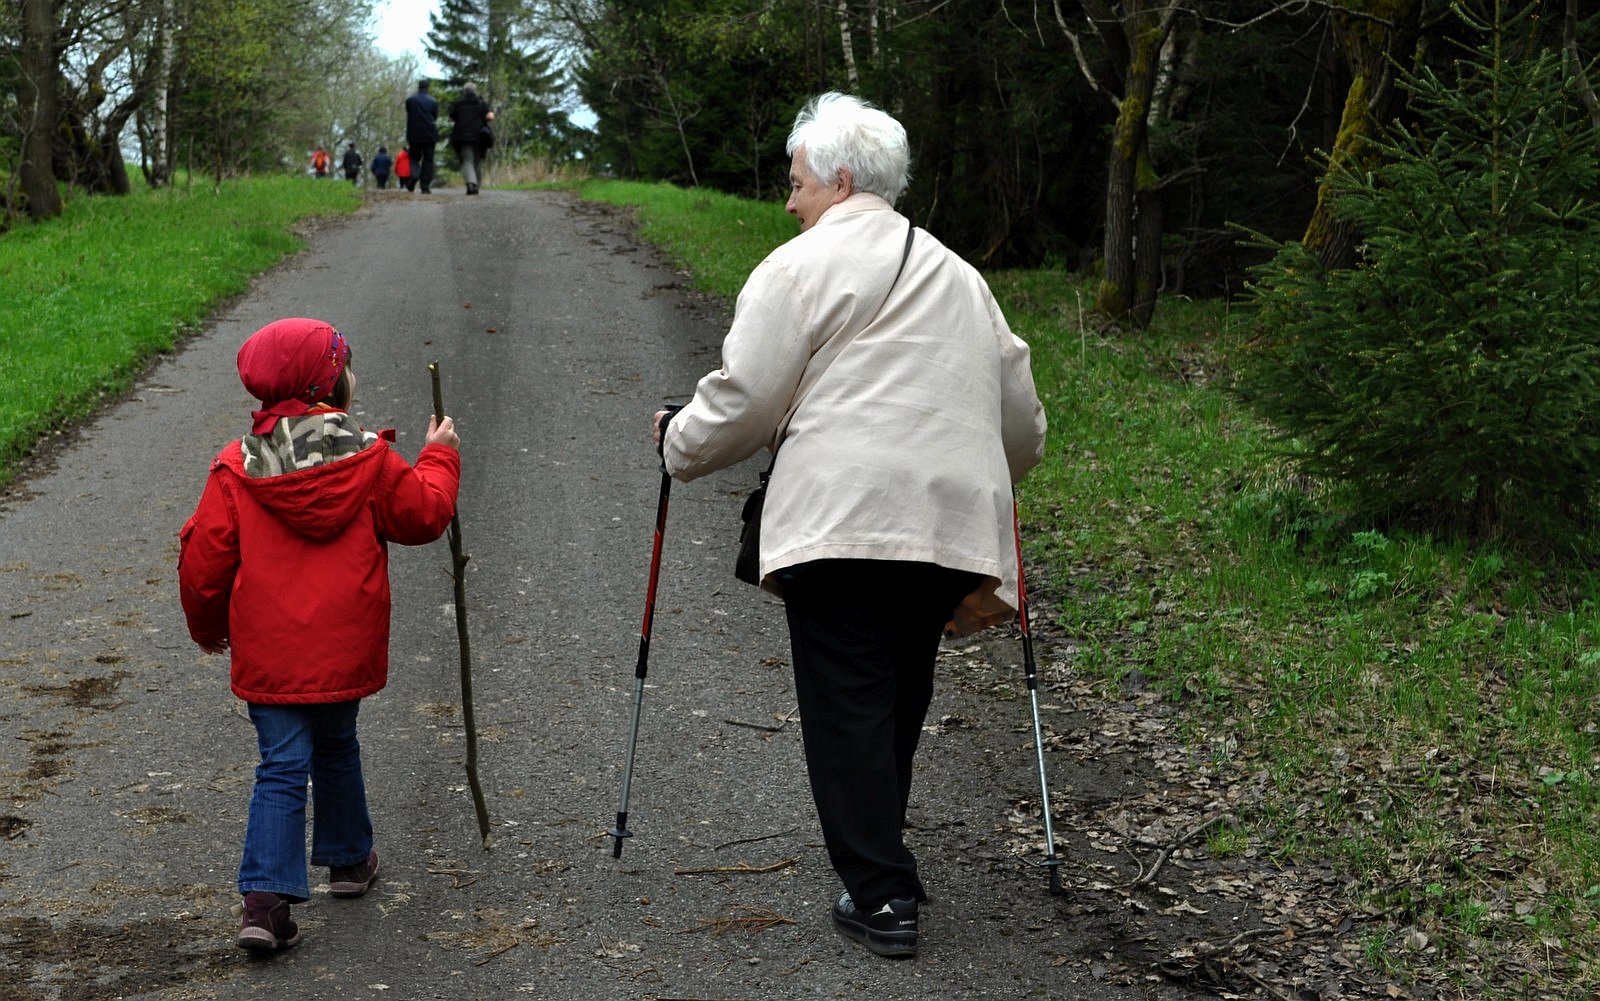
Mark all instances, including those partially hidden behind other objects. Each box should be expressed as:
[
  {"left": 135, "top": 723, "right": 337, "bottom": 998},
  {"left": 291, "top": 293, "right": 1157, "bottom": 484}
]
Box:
[{"left": 241, "top": 409, "right": 377, "bottom": 479}]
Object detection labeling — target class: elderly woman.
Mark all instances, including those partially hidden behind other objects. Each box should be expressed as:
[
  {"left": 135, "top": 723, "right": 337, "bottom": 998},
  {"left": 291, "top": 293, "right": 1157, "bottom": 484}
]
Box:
[
  {"left": 447, "top": 83, "right": 492, "bottom": 195},
  {"left": 653, "top": 92, "right": 1046, "bottom": 958}
]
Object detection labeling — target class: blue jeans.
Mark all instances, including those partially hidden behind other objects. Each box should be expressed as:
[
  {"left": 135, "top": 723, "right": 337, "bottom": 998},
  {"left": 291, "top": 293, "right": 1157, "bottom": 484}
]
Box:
[{"left": 240, "top": 701, "right": 373, "bottom": 901}]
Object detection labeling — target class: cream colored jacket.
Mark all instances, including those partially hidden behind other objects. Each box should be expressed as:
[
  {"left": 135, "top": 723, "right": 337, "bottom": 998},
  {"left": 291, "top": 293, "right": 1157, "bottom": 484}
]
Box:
[{"left": 663, "top": 193, "right": 1046, "bottom": 629}]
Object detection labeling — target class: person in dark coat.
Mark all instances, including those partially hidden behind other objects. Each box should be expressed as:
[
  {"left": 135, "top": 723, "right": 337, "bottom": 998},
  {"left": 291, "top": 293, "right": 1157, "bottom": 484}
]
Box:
[
  {"left": 403, "top": 79, "right": 440, "bottom": 194},
  {"left": 448, "top": 84, "right": 493, "bottom": 195},
  {"left": 341, "top": 143, "right": 361, "bottom": 184},
  {"left": 371, "top": 146, "right": 392, "bottom": 189}
]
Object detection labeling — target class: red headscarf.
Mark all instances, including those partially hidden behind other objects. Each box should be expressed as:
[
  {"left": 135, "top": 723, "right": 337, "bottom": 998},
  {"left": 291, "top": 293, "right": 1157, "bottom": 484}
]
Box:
[{"left": 237, "top": 318, "right": 351, "bottom": 434}]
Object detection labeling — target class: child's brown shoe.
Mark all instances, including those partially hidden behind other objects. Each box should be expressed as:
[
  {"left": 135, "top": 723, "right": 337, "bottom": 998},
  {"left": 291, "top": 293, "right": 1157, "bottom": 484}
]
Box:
[
  {"left": 329, "top": 848, "right": 381, "bottom": 897},
  {"left": 237, "top": 891, "right": 301, "bottom": 952}
]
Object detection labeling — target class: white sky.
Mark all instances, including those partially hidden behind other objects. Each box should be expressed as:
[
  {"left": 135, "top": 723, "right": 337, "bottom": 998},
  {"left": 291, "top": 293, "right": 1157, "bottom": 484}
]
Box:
[{"left": 372, "top": 0, "right": 444, "bottom": 77}]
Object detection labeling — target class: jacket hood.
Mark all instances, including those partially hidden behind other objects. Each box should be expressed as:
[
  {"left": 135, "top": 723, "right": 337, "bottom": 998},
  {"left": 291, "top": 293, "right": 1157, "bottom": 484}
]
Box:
[{"left": 219, "top": 425, "right": 389, "bottom": 542}]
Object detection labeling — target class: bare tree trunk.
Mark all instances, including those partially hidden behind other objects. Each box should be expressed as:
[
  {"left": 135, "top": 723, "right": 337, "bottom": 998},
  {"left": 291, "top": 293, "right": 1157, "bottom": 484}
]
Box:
[
  {"left": 1302, "top": 0, "right": 1422, "bottom": 271},
  {"left": 1564, "top": 0, "right": 1600, "bottom": 129},
  {"left": 486, "top": 0, "right": 517, "bottom": 186},
  {"left": 657, "top": 76, "right": 699, "bottom": 187},
  {"left": 837, "top": 0, "right": 860, "bottom": 90},
  {"left": 1088, "top": 0, "right": 1173, "bottom": 327},
  {"left": 1098, "top": 120, "right": 1138, "bottom": 319},
  {"left": 19, "top": 0, "right": 62, "bottom": 220},
  {"left": 1131, "top": 186, "right": 1163, "bottom": 327},
  {"left": 145, "top": 0, "right": 175, "bottom": 187},
  {"left": 77, "top": 91, "right": 141, "bottom": 196},
  {"left": 212, "top": 108, "right": 225, "bottom": 193}
]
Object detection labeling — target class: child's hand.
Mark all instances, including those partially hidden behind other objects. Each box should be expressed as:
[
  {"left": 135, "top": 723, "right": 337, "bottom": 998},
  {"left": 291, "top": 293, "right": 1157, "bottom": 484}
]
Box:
[
  {"left": 427, "top": 415, "right": 460, "bottom": 449},
  {"left": 199, "top": 637, "right": 230, "bottom": 655}
]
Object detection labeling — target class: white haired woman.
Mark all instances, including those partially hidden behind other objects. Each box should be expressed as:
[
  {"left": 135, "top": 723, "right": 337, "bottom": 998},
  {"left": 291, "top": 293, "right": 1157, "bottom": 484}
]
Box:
[
  {"left": 448, "top": 83, "right": 492, "bottom": 195},
  {"left": 652, "top": 92, "right": 1046, "bottom": 958}
]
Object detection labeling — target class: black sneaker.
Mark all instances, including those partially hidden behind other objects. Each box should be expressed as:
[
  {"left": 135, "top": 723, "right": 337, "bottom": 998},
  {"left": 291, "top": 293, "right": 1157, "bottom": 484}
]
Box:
[{"left": 832, "top": 891, "right": 918, "bottom": 957}]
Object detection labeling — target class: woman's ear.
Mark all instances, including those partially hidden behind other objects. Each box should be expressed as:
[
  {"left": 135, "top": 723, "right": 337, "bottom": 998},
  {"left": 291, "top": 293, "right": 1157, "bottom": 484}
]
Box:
[{"left": 834, "top": 166, "right": 855, "bottom": 202}]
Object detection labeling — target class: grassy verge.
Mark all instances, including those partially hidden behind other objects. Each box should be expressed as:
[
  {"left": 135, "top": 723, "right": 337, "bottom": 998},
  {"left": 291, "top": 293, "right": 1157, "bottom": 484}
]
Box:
[
  {"left": 575, "top": 180, "right": 1600, "bottom": 996},
  {"left": 575, "top": 179, "right": 794, "bottom": 296},
  {"left": 0, "top": 175, "right": 360, "bottom": 481}
]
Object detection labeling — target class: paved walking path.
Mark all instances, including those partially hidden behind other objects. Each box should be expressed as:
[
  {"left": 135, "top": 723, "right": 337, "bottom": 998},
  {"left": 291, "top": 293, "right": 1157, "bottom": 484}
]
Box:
[{"left": 0, "top": 189, "right": 1176, "bottom": 1000}]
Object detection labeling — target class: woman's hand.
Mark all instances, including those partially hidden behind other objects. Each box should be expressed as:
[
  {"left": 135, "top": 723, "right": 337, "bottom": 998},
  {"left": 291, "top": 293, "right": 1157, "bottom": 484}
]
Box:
[
  {"left": 651, "top": 410, "right": 670, "bottom": 453},
  {"left": 652, "top": 406, "right": 683, "bottom": 456}
]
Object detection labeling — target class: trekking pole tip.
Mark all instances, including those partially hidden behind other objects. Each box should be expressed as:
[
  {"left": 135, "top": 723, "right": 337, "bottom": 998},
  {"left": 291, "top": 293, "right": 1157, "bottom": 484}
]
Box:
[
  {"left": 609, "top": 813, "right": 633, "bottom": 859},
  {"left": 1039, "top": 854, "right": 1065, "bottom": 895}
]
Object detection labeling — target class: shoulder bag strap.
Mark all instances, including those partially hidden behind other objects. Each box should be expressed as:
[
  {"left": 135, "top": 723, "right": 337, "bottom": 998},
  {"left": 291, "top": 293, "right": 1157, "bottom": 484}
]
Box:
[{"left": 762, "top": 217, "right": 916, "bottom": 478}]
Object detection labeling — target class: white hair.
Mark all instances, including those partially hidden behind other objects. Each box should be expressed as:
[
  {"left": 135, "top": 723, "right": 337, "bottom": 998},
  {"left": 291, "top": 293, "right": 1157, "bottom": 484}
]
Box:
[{"left": 786, "top": 92, "right": 910, "bottom": 204}]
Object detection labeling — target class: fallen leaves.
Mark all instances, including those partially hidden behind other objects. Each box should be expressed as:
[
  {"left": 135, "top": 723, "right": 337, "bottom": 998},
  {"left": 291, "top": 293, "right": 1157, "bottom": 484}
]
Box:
[
  {"left": 940, "top": 627, "right": 1439, "bottom": 998},
  {"left": 422, "top": 907, "right": 563, "bottom": 960}
]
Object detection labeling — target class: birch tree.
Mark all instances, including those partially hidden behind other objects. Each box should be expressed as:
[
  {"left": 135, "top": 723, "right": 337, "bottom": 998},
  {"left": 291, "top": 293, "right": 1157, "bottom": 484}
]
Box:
[{"left": 136, "top": 0, "right": 174, "bottom": 186}]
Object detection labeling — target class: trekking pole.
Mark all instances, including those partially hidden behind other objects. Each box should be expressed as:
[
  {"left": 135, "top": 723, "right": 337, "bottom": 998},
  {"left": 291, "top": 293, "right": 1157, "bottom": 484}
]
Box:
[
  {"left": 430, "top": 362, "right": 492, "bottom": 850},
  {"left": 1014, "top": 501, "right": 1064, "bottom": 895},
  {"left": 609, "top": 456, "right": 672, "bottom": 858}
]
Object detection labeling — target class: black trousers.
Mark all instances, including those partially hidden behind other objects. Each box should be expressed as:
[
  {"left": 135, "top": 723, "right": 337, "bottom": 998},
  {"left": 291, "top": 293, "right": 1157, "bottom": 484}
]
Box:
[
  {"left": 410, "top": 141, "right": 436, "bottom": 192},
  {"left": 780, "top": 559, "right": 980, "bottom": 911}
]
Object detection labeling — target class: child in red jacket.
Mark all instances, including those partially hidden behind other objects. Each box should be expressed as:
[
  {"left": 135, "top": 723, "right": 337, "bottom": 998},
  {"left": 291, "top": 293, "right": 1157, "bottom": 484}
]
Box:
[
  {"left": 395, "top": 146, "right": 413, "bottom": 191},
  {"left": 179, "top": 317, "right": 461, "bottom": 952}
]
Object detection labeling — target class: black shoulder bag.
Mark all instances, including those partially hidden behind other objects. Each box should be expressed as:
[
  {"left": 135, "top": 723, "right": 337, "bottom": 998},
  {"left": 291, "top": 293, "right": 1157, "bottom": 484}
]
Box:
[{"left": 735, "top": 218, "right": 917, "bottom": 586}]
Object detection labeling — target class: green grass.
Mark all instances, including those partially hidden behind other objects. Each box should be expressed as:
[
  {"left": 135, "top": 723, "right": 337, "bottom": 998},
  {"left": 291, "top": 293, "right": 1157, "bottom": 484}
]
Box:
[
  {"left": 0, "top": 174, "right": 360, "bottom": 478},
  {"left": 572, "top": 180, "right": 1600, "bottom": 996},
  {"left": 575, "top": 179, "right": 795, "bottom": 295}
]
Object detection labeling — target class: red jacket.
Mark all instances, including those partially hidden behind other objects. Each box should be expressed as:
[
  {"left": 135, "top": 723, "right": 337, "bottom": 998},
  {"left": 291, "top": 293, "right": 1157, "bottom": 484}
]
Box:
[
  {"left": 395, "top": 149, "right": 411, "bottom": 179},
  {"left": 179, "top": 434, "right": 459, "bottom": 704}
]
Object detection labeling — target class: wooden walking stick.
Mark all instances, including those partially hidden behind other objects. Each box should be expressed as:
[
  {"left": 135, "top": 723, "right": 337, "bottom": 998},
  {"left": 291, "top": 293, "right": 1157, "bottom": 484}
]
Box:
[{"left": 430, "top": 361, "right": 492, "bottom": 850}]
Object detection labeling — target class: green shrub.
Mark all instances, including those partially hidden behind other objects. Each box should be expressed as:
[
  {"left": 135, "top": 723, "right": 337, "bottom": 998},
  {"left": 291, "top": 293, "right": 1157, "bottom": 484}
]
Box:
[{"left": 1232, "top": 8, "right": 1600, "bottom": 543}]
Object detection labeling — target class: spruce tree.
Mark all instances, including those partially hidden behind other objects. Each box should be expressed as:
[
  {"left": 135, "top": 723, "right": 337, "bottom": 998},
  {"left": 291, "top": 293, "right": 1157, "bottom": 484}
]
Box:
[
  {"left": 425, "top": 0, "right": 489, "bottom": 85},
  {"left": 1233, "top": 3, "right": 1600, "bottom": 541},
  {"left": 424, "top": 0, "right": 574, "bottom": 163}
]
